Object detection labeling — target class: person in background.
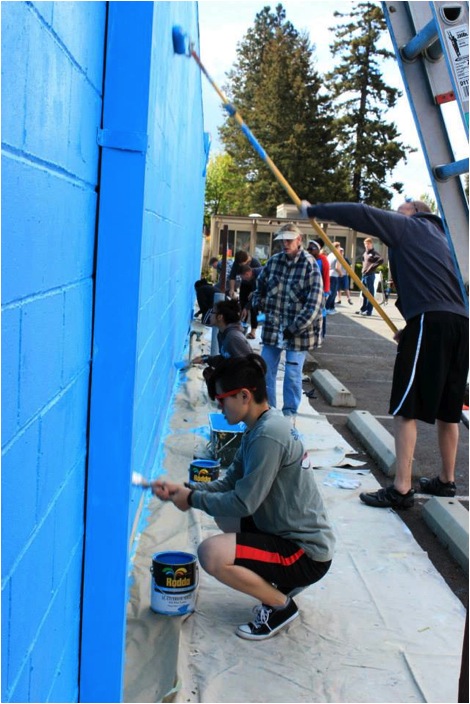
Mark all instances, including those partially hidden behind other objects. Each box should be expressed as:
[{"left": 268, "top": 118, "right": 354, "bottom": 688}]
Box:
[
  {"left": 239, "top": 263, "right": 263, "bottom": 339},
  {"left": 306, "top": 240, "right": 330, "bottom": 346},
  {"left": 152, "top": 354, "right": 335, "bottom": 641},
  {"left": 210, "top": 255, "right": 233, "bottom": 294},
  {"left": 299, "top": 198, "right": 468, "bottom": 509},
  {"left": 355, "top": 237, "right": 384, "bottom": 316},
  {"left": 336, "top": 248, "right": 353, "bottom": 305},
  {"left": 192, "top": 299, "right": 252, "bottom": 380},
  {"left": 252, "top": 224, "right": 323, "bottom": 416},
  {"left": 228, "top": 250, "right": 263, "bottom": 301},
  {"left": 325, "top": 242, "right": 342, "bottom": 315},
  {"left": 194, "top": 277, "right": 216, "bottom": 319}
]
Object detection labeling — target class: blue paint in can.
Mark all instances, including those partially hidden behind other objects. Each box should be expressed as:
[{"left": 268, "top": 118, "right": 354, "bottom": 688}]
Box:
[
  {"left": 150, "top": 551, "right": 198, "bottom": 616},
  {"left": 189, "top": 458, "right": 220, "bottom": 483}
]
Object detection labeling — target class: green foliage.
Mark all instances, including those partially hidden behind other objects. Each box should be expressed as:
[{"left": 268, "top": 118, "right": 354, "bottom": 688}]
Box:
[
  {"left": 419, "top": 192, "right": 438, "bottom": 213},
  {"left": 204, "top": 153, "right": 249, "bottom": 225},
  {"left": 218, "top": 4, "right": 351, "bottom": 215},
  {"left": 327, "top": 2, "right": 414, "bottom": 206}
]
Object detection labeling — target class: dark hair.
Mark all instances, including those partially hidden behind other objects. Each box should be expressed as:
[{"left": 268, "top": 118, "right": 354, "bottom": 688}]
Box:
[
  {"left": 209, "top": 257, "right": 219, "bottom": 266},
  {"left": 239, "top": 263, "right": 253, "bottom": 275},
  {"left": 234, "top": 250, "right": 250, "bottom": 265},
  {"left": 206, "top": 354, "right": 267, "bottom": 403},
  {"left": 213, "top": 298, "right": 241, "bottom": 324}
]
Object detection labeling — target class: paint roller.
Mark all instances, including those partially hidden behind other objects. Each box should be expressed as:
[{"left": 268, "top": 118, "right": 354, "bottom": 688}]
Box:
[{"left": 172, "top": 25, "right": 398, "bottom": 335}]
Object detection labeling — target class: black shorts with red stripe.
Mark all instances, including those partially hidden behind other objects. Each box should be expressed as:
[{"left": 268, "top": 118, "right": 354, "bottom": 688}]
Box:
[{"left": 234, "top": 517, "right": 331, "bottom": 595}]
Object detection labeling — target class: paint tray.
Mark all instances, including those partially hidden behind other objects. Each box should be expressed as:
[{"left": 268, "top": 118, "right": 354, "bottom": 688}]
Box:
[{"left": 209, "top": 413, "right": 246, "bottom": 466}]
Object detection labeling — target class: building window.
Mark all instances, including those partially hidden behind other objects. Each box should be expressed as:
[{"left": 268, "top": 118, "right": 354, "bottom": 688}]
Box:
[
  {"left": 254, "top": 232, "right": 271, "bottom": 261},
  {"left": 219, "top": 229, "right": 235, "bottom": 257},
  {"left": 234, "top": 230, "right": 250, "bottom": 252}
]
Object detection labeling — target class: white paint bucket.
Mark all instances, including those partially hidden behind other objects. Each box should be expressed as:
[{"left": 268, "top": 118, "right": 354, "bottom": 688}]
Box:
[{"left": 150, "top": 551, "right": 198, "bottom": 616}]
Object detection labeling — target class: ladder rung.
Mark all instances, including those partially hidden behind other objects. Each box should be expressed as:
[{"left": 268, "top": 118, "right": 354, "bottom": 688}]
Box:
[
  {"left": 402, "top": 18, "right": 438, "bottom": 60},
  {"left": 434, "top": 158, "right": 469, "bottom": 181}
]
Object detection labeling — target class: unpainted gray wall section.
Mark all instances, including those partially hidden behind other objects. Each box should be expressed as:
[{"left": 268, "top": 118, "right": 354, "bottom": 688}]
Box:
[{"left": 1, "top": 2, "right": 106, "bottom": 702}]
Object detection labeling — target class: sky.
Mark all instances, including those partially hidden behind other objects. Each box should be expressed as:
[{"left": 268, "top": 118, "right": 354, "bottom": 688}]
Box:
[{"left": 197, "top": 0, "right": 467, "bottom": 210}]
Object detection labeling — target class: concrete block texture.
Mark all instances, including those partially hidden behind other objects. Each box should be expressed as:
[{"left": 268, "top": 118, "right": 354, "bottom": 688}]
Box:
[
  {"left": 347, "top": 409, "right": 397, "bottom": 476},
  {"left": 311, "top": 368, "right": 356, "bottom": 407},
  {"left": 422, "top": 497, "right": 469, "bottom": 571},
  {"left": 1, "top": 2, "right": 106, "bottom": 702}
]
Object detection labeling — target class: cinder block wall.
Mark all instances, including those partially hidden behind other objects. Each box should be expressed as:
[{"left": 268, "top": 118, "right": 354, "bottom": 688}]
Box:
[
  {"left": 1, "top": 2, "right": 106, "bottom": 702},
  {"left": 2, "top": 0, "right": 207, "bottom": 700},
  {"left": 130, "top": 2, "right": 207, "bottom": 524}
]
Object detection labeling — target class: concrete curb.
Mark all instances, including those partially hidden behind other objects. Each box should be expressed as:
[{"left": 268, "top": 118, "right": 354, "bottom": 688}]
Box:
[
  {"left": 347, "top": 409, "right": 396, "bottom": 477},
  {"left": 311, "top": 369, "right": 356, "bottom": 407},
  {"left": 422, "top": 497, "right": 469, "bottom": 572}
]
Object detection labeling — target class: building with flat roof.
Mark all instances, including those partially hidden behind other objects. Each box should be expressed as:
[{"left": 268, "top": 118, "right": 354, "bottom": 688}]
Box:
[{"left": 207, "top": 203, "right": 388, "bottom": 268}]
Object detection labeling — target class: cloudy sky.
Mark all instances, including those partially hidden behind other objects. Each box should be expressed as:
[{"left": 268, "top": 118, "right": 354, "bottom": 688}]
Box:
[{"left": 197, "top": 0, "right": 466, "bottom": 209}]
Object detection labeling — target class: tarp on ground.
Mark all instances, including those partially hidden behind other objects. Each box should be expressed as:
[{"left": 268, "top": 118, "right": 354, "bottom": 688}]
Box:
[{"left": 124, "top": 326, "right": 465, "bottom": 703}]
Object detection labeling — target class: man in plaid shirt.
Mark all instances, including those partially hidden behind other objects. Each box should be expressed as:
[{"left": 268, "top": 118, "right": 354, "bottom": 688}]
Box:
[{"left": 252, "top": 224, "right": 324, "bottom": 416}]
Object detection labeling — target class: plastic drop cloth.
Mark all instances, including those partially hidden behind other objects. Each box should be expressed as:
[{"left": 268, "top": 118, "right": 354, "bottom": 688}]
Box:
[{"left": 124, "top": 324, "right": 465, "bottom": 703}]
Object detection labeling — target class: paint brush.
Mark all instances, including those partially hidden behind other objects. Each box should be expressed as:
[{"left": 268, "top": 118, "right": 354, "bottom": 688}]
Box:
[{"left": 131, "top": 471, "right": 151, "bottom": 489}]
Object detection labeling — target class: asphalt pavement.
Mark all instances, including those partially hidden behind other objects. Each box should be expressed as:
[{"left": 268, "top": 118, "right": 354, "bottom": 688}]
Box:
[{"left": 303, "top": 291, "right": 468, "bottom": 608}]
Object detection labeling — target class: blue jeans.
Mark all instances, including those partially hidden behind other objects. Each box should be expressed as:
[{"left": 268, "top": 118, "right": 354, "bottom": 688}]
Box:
[
  {"left": 326, "top": 276, "right": 340, "bottom": 310},
  {"left": 360, "top": 273, "right": 376, "bottom": 314},
  {"left": 261, "top": 345, "right": 307, "bottom": 415}
]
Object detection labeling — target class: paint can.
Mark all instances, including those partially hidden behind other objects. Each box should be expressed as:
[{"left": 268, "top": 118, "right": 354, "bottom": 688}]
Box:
[
  {"left": 150, "top": 551, "right": 198, "bottom": 616},
  {"left": 189, "top": 458, "right": 220, "bottom": 483},
  {"left": 209, "top": 413, "right": 246, "bottom": 466}
]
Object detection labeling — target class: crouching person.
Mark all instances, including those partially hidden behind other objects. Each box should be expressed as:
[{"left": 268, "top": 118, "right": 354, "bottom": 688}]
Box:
[{"left": 152, "top": 353, "right": 335, "bottom": 641}]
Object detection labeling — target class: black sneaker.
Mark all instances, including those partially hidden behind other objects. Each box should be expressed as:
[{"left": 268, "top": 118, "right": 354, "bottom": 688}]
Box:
[
  {"left": 419, "top": 476, "right": 456, "bottom": 497},
  {"left": 236, "top": 598, "right": 299, "bottom": 640},
  {"left": 359, "top": 485, "right": 415, "bottom": 509}
]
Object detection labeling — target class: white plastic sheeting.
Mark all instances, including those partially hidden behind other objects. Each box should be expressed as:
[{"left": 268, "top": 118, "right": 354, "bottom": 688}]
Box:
[{"left": 125, "top": 327, "right": 465, "bottom": 703}]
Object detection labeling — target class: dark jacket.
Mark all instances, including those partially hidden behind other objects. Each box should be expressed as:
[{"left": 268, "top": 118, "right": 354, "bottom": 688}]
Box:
[
  {"left": 306, "top": 202, "right": 468, "bottom": 321},
  {"left": 361, "top": 247, "right": 383, "bottom": 276}
]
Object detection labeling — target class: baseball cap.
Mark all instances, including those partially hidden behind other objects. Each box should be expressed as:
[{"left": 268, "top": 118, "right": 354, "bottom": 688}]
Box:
[{"left": 274, "top": 224, "right": 303, "bottom": 241}]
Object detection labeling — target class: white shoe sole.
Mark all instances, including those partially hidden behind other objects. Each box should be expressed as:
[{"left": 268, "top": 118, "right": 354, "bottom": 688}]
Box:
[{"left": 236, "top": 610, "right": 299, "bottom": 640}]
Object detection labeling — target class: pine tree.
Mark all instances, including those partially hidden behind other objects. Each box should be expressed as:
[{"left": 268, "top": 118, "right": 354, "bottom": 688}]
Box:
[
  {"left": 327, "top": 1, "right": 412, "bottom": 206},
  {"left": 219, "top": 4, "right": 350, "bottom": 216}
]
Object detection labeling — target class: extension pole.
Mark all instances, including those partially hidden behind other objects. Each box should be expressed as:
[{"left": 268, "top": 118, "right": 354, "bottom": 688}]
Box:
[{"left": 187, "top": 43, "right": 398, "bottom": 335}]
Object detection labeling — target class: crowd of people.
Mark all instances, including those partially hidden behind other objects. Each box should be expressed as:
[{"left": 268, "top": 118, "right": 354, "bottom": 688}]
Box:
[{"left": 156, "top": 199, "right": 468, "bottom": 643}]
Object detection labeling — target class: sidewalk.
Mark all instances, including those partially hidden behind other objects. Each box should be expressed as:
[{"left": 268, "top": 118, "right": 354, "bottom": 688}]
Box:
[{"left": 124, "top": 317, "right": 467, "bottom": 703}]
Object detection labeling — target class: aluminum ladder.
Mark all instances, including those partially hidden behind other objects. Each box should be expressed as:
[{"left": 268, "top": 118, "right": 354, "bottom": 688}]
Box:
[{"left": 382, "top": 1, "right": 469, "bottom": 291}]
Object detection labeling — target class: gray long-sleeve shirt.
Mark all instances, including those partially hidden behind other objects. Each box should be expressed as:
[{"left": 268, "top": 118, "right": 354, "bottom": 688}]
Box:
[
  {"left": 307, "top": 202, "right": 468, "bottom": 321},
  {"left": 206, "top": 323, "right": 253, "bottom": 367},
  {"left": 191, "top": 409, "right": 335, "bottom": 562}
]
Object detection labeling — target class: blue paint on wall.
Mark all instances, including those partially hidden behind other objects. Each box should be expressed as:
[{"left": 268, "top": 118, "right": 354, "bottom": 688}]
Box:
[
  {"left": 1, "top": 2, "right": 106, "bottom": 702},
  {"left": 81, "top": 2, "right": 206, "bottom": 702},
  {"left": 2, "top": 1, "right": 206, "bottom": 701}
]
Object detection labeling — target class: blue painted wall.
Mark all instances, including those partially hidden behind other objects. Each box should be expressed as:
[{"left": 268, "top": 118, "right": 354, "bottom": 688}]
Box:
[
  {"left": 1, "top": 2, "right": 106, "bottom": 701},
  {"left": 2, "top": 1, "right": 206, "bottom": 702},
  {"left": 81, "top": 3, "right": 206, "bottom": 700},
  {"left": 132, "top": 1, "right": 207, "bottom": 518}
]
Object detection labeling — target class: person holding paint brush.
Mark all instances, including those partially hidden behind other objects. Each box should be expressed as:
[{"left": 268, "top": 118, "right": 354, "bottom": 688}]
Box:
[
  {"left": 192, "top": 299, "right": 252, "bottom": 381},
  {"left": 152, "top": 354, "right": 334, "bottom": 641}
]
